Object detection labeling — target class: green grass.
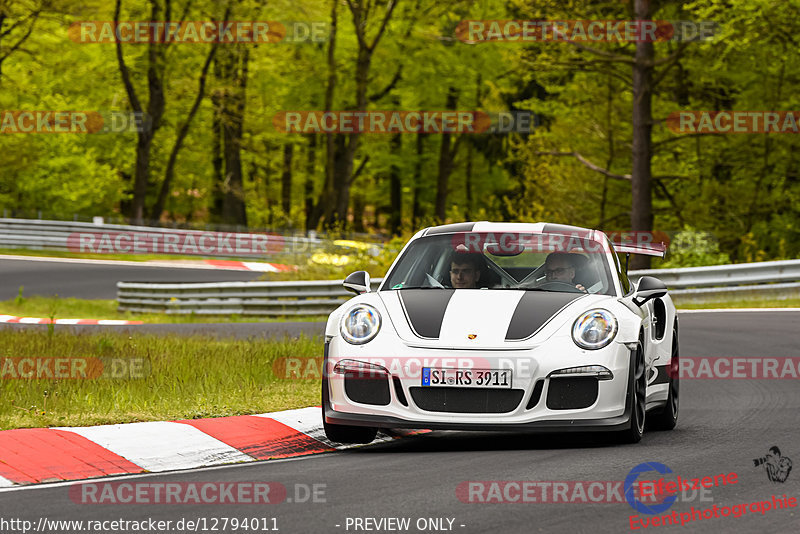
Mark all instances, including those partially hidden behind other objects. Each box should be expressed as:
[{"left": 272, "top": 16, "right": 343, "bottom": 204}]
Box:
[
  {"left": 0, "top": 329, "right": 322, "bottom": 429},
  {"left": 1, "top": 294, "right": 327, "bottom": 323},
  {"left": 674, "top": 297, "right": 800, "bottom": 309}
]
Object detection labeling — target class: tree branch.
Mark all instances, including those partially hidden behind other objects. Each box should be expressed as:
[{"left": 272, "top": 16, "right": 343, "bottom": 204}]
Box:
[
  {"left": 649, "top": 42, "right": 691, "bottom": 67},
  {"left": 0, "top": 10, "right": 40, "bottom": 63},
  {"left": 652, "top": 132, "right": 719, "bottom": 149},
  {"left": 369, "top": 65, "right": 402, "bottom": 102},
  {"left": 150, "top": 27, "right": 222, "bottom": 220},
  {"left": 368, "top": 0, "right": 397, "bottom": 52},
  {"left": 534, "top": 151, "right": 632, "bottom": 181},
  {"left": 345, "top": 0, "right": 369, "bottom": 50},
  {"left": 114, "top": 0, "right": 143, "bottom": 113},
  {"left": 567, "top": 41, "right": 635, "bottom": 64},
  {"left": 348, "top": 155, "right": 371, "bottom": 186}
]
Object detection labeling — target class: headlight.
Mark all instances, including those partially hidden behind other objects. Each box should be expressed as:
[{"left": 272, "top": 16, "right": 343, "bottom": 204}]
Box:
[
  {"left": 572, "top": 309, "right": 617, "bottom": 350},
  {"left": 340, "top": 305, "right": 381, "bottom": 344}
]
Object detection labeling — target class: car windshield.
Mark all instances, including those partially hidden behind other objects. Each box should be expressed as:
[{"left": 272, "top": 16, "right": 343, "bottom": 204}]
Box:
[{"left": 381, "top": 232, "right": 616, "bottom": 295}]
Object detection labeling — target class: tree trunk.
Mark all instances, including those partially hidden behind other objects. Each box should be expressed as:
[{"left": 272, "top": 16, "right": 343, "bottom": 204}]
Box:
[
  {"left": 115, "top": 0, "right": 166, "bottom": 225},
  {"left": 327, "top": 0, "right": 398, "bottom": 229},
  {"left": 150, "top": 40, "right": 219, "bottom": 222},
  {"left": 435, "top": 87, "right": 459, "bottom": 222},
  {"left": 304, "top": 134, "right": 317, "bottom": 231},
  {"left": 630, "top": 0, "right": 654, "bottom": 269},
  {"left": 412, "top": 133, "right": 425, "bottom": 227},
  {"left": 212, "top": 44, "right": 249, "bottom": 227},
  {"left": 389, "top": 130, "right": 402, "bottom": 235},
  {"left": 281, "top": 143, "right": 293, "bottom": 222},
  {"left": 307, "top": 0, "right": 338, "bottom": 230}
]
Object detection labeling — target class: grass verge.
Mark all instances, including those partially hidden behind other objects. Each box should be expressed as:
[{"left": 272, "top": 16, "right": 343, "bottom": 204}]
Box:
[
  {"left": 673, "top": 297, "right": 800, "bottom": 309},
  {"left": 1, "top": 295, "right": 327, "bottom": 323},
  {"left": 0, "top": 329, "right": 322, "bottom": 429}
]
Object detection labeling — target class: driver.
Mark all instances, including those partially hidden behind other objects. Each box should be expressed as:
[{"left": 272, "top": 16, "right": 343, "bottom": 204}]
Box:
[
  {"left": 449, "top": 252, "right": 483, "bottom": 289},
  {"left": 543, "top": 252, "right": 587, "bottom": 292}
]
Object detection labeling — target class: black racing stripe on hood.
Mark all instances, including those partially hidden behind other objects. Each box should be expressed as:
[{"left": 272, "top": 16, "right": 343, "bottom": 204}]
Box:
[
  {"left": 505, "top": 292, "right": 585, "bottom": 341},
  {"left": 425, "top": 222, "right": 476, "bottom": 235},
  {"left": 398, "top": 289, "right": 455, "bottom": 339}
]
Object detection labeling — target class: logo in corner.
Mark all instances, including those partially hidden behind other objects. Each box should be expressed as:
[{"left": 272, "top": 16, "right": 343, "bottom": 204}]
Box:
[
  {"left": 625, "top": 462, "right": 677, "bottom": 515},
  {"left": 753, "top": 445, "right": 792, "bottom": 483}
]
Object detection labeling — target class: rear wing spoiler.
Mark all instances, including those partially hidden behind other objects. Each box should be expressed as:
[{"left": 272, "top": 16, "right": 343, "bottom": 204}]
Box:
[{"left": 613, "top": 242, "right": 667, "bottom": 258}]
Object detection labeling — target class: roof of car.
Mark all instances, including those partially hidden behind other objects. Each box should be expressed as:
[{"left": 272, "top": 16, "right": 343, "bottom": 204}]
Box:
[{"left": 422, "top": 221, "right": 597, "bottom": 236}]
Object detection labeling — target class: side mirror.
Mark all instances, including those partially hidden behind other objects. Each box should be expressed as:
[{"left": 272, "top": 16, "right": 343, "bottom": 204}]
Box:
[
  {"left": 343, "top": 271, "right": 371, "bottom": 295},
  {"left": 632, "top": 276, "right": 667, "bottom": 306}
]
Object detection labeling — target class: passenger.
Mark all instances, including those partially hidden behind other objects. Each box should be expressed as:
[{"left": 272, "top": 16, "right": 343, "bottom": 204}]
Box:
[{"left": 543, "top": 252, "right": 587, "bottom": 292}]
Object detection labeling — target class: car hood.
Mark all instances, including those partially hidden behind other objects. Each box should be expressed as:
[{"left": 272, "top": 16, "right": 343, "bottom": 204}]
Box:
[{"left": 378, "top": 289, "right": 594, "bottom": 349}]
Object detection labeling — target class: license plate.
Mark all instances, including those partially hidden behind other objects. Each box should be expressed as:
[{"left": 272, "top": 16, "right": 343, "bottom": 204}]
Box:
[{"left": 421, "top": 368, "right": 512, "bottom": 388}]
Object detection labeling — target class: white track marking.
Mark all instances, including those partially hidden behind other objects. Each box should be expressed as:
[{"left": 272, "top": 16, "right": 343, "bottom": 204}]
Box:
[
  {"left": 0, "top": 450, "right": 335, "bottom": 493},
  {"left": 256, "top": 407, "right": 396, "bottom": 449},
  {"left": 56, "top": 421, "right": 254, "bottom": 472},
  {"left": 241, "top": 262, "right": 281, "bottom": 272},
  {"left": 678, "top": 308, "right": 800, "bottom": 314},
  {"left": 0, "top": 475, "right": 14, "bottom": 488}
]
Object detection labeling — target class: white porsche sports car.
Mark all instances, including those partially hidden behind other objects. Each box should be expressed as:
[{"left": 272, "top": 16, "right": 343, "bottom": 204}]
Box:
[{"left": 322, "top": 222, "right": 679, "bottom": 444}]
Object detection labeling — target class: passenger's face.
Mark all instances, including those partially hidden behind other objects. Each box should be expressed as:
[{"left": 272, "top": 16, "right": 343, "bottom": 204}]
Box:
[
  {"left": 450, "top": 262, "right": 480, "bottom": 288},
  {"left": 545, "top": 259, "right": 575, "bottom": 283}
]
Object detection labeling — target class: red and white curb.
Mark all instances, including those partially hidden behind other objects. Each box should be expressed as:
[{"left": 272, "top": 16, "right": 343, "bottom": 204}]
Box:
[
  {"left": 0, "top": 407, "right": 418, "bottom": 487},
  {"left": 0, "top": 315, "right": 142, "bottom": 325},
  {"left": 200, "top": 260, "right": 295, "bottom": 272}
]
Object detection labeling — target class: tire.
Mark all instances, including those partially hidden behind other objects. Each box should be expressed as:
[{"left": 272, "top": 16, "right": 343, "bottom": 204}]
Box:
[
  {"left": 617, "top": 334, "right": 646, "bottom": 444},
  {"left": 648, "top": 324, "right": 679, "bottom": 431},
  {"left": 321, "top": 377, "right": 378, "bottom": 444}
]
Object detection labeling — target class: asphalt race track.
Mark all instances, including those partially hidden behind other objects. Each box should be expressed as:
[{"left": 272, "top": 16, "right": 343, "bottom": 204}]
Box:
[
  {"left": 0, "top": 256, "right": 262, "bottom": 300},
  {"left": 1, "top": 310, "right": 799, "bottom": 533}
]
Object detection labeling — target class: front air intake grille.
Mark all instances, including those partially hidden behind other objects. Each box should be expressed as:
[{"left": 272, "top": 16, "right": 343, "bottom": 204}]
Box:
[
  {"left": 409, "top": 387, "right": 524, "bottom": 413},
  {"left": 392, "top": 375, "right": 408, "bottom": 407},
  {"left": 545, "top": 377, "right": 598, "bottom": 410},
  {"left": 526, "top": 380, "right": 544, "bottom": 409},
  {"left": 344, "top": 373, "right": 391, "bottom": 406}
]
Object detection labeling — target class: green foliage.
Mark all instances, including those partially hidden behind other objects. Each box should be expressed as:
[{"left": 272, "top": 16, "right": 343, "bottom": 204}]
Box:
[
  {"left": 0, "top": 0, "right": 797, "bottom": 263},
  {"left": 658, "top": 227, "right": 731, "bottom": 268}
]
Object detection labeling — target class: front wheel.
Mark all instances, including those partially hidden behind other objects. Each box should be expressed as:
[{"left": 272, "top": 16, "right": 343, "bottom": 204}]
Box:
[
  {"left": 648, "top": 324, "right": 679, "bottom": 431},
  {"left": 321, "top": 379, "right": 378, "bottom": 444},
  {"left": 617, "top": 335, "right": 646, "bottom": 443}
]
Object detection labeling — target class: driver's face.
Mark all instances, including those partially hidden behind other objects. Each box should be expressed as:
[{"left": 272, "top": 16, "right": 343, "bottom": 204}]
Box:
[
  {"left": 450, "top": 262, "right": 480, "bottom": 288},
  {"left": 545, "top": 259, "right": 575, "bottom": 283}
]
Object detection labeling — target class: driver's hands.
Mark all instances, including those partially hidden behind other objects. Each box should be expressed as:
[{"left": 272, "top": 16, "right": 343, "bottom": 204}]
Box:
[{"left": 576, "top": 284, "right": 587, "bottom": 292}]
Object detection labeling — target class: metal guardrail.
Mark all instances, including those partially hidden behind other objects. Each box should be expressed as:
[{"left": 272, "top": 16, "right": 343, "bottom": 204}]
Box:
[
  {"left": 117, "top": 279, "right": 384, "bottom": 315},
  {"left": 117, "top": 259, "right": 800, "bottom": 315},
  {"left": 628, "top": 260, "right": 800, "bottom": 304}
]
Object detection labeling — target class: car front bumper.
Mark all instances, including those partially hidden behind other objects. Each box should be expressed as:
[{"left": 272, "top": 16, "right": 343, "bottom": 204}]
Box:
[{"left": 323, "top": 335, "right": 636, "bottom": 432}]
